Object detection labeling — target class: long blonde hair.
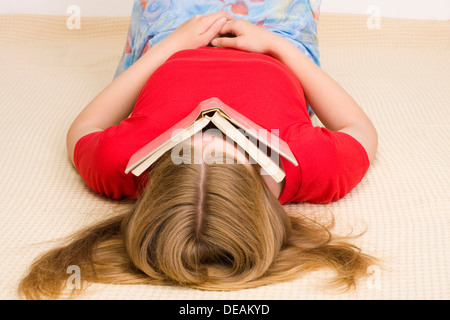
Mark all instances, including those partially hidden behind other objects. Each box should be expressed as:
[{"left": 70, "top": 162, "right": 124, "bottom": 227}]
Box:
[{"left": 18, "top": 144, "right": 377, "bottom": 299}]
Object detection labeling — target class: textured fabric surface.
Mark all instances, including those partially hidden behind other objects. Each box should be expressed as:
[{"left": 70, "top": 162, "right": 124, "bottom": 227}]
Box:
[{"left": 0, "top": 13, "right": 449, "bottom": 300}]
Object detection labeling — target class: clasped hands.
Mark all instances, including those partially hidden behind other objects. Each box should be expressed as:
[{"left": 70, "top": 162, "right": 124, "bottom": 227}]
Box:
[{"left": 157, "top": 10, "right": 281, "bottom": 56}]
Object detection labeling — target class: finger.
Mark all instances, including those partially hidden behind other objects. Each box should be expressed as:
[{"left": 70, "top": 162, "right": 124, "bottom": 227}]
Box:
[
  {"left": 202, "top": 16, "right": 229, "bottom": 40},
  {"left": 198, "top": 10, "right": 234, "bottom": 25},
  {"left": 195, "top": 11, "right": 234, "bottom": 39},
  {"left": 206, "top": 10, "right": 234, "bottom": 21},
  {"left": 211, "top": 36, "right": 238, "bottom": 49},
  {"left": 218, "top": 20, "right": 242, "bottom": 37}
]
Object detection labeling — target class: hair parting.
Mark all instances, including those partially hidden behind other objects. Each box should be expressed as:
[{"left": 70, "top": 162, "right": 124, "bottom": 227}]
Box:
[{"left": 18, "top": 146, "right": 378, "bottom": 299}]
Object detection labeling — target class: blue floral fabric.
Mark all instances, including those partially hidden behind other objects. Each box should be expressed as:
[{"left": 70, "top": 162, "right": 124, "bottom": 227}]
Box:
[{"left": 114, "top": 0, "right": 322, "bottom": 78}]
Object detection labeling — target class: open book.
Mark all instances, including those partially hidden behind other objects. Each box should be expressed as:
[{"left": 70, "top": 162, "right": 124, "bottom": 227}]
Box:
[{"left": 125, "top": 97, "right": 298, "bottom": 183}]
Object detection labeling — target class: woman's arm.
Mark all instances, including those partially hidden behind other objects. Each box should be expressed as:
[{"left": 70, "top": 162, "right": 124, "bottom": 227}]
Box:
[
  {"left": 213, "top": 20, "right": 378, "bottom": 163},
  {"left": 66, "top": 44, "right": 173, "bottom": 164},
  {"left": 269, "top": 38, "right": 378, "bottom": 163},
  {"left": 66, "top": 11, "right": 233, "bottom": 164}
]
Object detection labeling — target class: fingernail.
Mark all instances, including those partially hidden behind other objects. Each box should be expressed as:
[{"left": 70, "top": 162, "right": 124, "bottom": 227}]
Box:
[
  {"left": 219, "top": 17, "right": 227, "bottom": 24},
  {"left": 211, "top": 38, "right": 219, "bottom": 46}
]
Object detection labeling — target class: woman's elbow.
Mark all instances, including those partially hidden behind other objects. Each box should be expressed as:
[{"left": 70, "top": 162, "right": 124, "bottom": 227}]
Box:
[{"left": 339, "top": 119, "right": 378, "bottom": 164}]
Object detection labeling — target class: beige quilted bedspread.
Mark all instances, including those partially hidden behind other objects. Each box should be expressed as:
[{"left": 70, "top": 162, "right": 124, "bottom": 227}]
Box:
[{"left": 0, "top": 13, "right": 449, "bottom": 299}]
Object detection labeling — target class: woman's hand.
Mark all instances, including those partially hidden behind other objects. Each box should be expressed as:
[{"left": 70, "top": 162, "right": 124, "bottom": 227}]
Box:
[
  {"left": 155, "top": 11, "right": 234, "bottom": 55},
  {"left": 211, "top": 19, "right": 283, "bottom": 55}
]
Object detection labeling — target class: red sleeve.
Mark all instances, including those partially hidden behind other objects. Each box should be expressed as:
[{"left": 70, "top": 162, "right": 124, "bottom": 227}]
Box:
[
  {"left": 281, "top": 124, "right": 370, "bottom": 204},
  {"left": 73, "top": 124, "right": 143, "bottom": 200}
]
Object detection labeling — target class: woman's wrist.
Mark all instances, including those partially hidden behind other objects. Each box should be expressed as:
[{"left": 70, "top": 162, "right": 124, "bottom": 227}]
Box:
[
  {"left": 266, "top": 35, "right": 301, "bottom": 62},
  {"left": 142, "top": 41, "right": 178, "bottom": 66}
]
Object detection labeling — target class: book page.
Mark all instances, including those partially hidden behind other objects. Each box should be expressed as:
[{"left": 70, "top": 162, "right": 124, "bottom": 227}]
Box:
[
  {"left": 128, "top": 116, "right": 211, "bottom": 176},
  {"left": 207, "top": 113, "right": 286, "bottom": 183},
  {"left": 210, "top": 102, "right": 298, "bottom": 166}
]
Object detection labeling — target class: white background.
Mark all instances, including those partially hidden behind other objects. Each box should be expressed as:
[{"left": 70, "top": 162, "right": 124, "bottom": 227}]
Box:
[{"left": 0, "top": 0, "right": 449, "bottom": 20}]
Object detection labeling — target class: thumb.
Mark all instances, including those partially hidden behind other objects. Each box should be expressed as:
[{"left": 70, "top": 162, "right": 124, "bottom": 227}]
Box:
[{"left": 211, "top": 36, "right": 238, "bottom": 49}]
